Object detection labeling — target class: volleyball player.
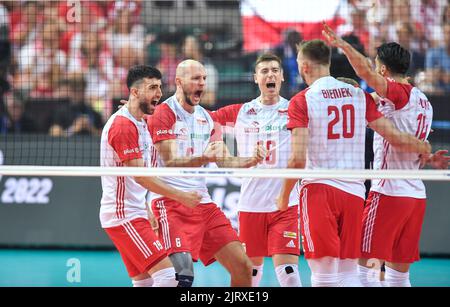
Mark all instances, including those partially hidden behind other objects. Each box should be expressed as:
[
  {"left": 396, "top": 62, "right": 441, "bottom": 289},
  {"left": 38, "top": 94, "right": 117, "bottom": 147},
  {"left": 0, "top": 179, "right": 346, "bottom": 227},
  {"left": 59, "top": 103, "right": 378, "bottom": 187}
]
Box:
[
  {"left": 277, "top": 40, "right": 431, "bottom": 287},
  {"left": 148, "top": 60, "right": 265, "bottom": 287},
  {"left": 323, "top": 23, "right": 449, "bottom": 287},
  {"left": 211, "top": 53, "right": 301, "bottom": 287},
  {"left": 100, "top": 65, "right": 201, "bottom": 287}
]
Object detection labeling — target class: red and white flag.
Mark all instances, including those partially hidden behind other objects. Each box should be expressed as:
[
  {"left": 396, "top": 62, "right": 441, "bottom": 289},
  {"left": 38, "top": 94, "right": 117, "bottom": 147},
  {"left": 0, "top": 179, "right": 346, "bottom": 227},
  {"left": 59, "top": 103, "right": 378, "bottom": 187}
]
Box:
[{"left": 241, "top": 0, "right": 344, "bottom": 52}]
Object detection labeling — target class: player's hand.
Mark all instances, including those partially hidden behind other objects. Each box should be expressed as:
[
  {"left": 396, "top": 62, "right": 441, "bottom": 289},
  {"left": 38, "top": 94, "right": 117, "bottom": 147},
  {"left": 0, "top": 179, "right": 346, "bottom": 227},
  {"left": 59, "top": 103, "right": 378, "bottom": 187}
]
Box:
[
  {"left": 180, "top": 191, "right": 202, "bottom": 208},
  {"left": 276, "top": 196, "right": 289, "bottom": 211},
  {"left": 322, "top": 22, "right": 346, "bottom": 49},
  {"left": 253, "top": 144, "right": 267, "bottom": 163},
  {"left": 429, "top": 150, "right": 450, "bottom": 169},
  {"left": 203, "top": 141, "right": 222, "bottom": 163}
]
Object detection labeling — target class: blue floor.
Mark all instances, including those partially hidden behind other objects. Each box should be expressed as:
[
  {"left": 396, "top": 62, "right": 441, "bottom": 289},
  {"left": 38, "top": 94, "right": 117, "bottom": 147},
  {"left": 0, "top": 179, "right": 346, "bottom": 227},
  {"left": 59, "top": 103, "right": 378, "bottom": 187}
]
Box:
[{"left": 0, "top": 249, "right": 449, "bottom": 287}]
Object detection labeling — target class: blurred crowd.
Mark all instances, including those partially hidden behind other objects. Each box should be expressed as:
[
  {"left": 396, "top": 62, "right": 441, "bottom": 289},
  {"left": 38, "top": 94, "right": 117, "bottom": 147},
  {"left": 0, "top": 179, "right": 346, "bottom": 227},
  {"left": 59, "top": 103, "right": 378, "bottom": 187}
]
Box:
[
  {"left": 0, "top": 0, "right": 449, "bottom": 136},
  {"left": 273, "top": 0, "right": 450, "bottom": 96}
]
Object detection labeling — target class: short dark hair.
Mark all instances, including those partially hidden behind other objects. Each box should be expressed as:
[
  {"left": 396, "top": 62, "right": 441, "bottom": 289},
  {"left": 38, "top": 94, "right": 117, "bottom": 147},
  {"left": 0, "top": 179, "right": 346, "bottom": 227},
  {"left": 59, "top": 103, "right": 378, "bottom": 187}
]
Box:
[
  {"left": 376, "top": 42, "right": 411, "bottom": 76},
  {"left": 255, "top": 53, "right": 282, "bottom": 71},
  {"left": 126, "top": 65, "right": 162, "bottom": 90},
  {"left": 298, "top": 40, "right": 331, "bottom": 66}
]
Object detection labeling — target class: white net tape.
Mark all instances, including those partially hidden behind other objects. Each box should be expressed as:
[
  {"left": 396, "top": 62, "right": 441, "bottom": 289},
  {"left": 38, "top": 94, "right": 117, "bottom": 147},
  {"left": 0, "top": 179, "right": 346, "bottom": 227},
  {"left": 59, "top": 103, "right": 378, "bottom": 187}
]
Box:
[{"left": 0, "top": 166, "right": 449, "bottom": 181}]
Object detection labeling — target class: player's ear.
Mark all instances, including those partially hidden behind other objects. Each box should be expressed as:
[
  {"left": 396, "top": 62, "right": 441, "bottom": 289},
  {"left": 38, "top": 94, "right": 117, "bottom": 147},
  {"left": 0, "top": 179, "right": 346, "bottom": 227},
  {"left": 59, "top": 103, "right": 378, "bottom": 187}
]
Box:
[
  {"left": 175, "top": 76, "right": 182, "bottom": 87},
  {"left": 381, "top": 65, "right": 388, "bottom": 76},
  {"left": 254, "top": 73, "right": 258, "bottom": 84},
  {"left": 130, "top": 87, "right": 139, "bottom": 98}
]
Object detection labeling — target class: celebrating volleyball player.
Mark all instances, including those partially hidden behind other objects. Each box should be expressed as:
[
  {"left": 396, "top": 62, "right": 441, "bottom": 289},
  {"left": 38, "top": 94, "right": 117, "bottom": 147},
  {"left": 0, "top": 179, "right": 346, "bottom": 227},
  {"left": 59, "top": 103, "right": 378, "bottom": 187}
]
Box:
[
  {"left": 147, "top": 60, "right": 265, "bottom": 287},
  {"left": 277, "top": 40, "right": 431, "bottom": 287},
  {"left": 211, "top": 53, "right": 301, "bottom": 287},
  {"left": 323, "top": 23, "right": 449, "bottom": 287},
  {"left": 100, "top": 65, "right": 201, "bottom": 287}
]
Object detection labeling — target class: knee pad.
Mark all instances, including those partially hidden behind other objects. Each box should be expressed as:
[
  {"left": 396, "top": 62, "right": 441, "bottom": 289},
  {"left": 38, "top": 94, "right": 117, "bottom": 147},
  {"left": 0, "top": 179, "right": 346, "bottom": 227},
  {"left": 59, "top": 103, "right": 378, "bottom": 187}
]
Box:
[{"left": 169, "top": 252, "right": 194, "bottom": 287}]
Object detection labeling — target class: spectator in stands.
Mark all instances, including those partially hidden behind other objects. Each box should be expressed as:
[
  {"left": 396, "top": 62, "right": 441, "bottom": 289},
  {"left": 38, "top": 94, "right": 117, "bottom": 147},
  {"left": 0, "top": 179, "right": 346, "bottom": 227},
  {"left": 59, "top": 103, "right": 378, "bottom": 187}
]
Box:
[
  {"left": 411, "top": 0, "right": 447, "bottom": 48},
  {"left": 0, "top": 2, "right": 11, "bottom": 94},
  {"left": 395, "top": 21, "right": 425, "bottom": 76},
  {"left": 337, "top": 7, "right": 370, "bottom": 53},
  {"left": 423, "top": 23, "right": 450, "bottom": 93},
  {"left": 181, "top": 35, "right": 218, "bottom": 108},
  {"left": 273, "top": 28, "right": 303, "bottom": 98},
  {"left": 49, "top": 76, "right": 103, "bottom": 137},
  {"left": 107, "top": 0, "right": 145, "bottom": 65},
  {"left": 9, "top": 1, "right": 41, "bottom": 52},
  {"left": 17, "top": 21, "right": 67, "bottom": 98},
  {"left": 156, "top": 30, "right": 183, "bottom": 95},
  {"left": 0, "top": 90, "right": 36, "bottom": 134},
  {"left": 68, "top": 30, "right": 114, "bottom": 119},
  {"left": 63, "top": 2, "right": 107, "bottom": 59}
]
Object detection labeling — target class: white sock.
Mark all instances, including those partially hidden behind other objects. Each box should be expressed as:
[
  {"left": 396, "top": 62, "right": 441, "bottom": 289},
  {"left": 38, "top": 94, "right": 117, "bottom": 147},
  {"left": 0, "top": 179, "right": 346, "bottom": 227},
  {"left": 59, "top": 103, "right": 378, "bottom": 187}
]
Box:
[
  {"left": 311, "top": 272, "right": 339, "bottom": 287},
  {"left": 275, "top": 264, "right": 302, "bottom": 287},
  {"left": 132, "top": 277, "right": 154, "bottom": 287},
  {"left": 151, "top": 267, "right": 178, "bottom": 287},
  {"left": 337, "top": 259, "right": 363, "bottom": 287},
  {"left": 385, "top": 266, "right": 411, "bottom": 287},
  {"left": 358, "top": 265, "right": 382, "bottom": 287},
  {"left": 251, "top": 265, "right": 264, "bottom": 287}
]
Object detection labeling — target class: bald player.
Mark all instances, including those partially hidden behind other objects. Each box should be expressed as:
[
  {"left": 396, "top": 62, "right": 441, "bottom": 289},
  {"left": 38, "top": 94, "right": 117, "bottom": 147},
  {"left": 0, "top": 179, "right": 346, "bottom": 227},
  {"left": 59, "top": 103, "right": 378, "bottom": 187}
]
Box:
[{"left": 147, "top": 60, "right": 265, "bottom": 287}]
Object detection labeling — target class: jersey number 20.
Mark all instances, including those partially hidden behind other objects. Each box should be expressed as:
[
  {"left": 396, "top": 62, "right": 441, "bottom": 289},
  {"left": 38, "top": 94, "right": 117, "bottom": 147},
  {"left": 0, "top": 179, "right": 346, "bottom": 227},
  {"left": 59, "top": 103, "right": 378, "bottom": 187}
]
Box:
[{"left": 327, "top": 104, "right": 355, "bottom": 139}]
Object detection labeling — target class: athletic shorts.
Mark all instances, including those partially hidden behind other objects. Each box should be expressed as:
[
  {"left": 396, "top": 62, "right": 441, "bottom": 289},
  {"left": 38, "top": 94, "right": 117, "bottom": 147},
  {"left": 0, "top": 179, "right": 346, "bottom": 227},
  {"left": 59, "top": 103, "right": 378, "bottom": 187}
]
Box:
[
  {"left": 361, "top": 191, "right": 426, "bottom": 263},
  {"left": 104, "top": 218, "right": 168, "bottom": 278},
  {"left": 238, "top": 205, "right": 300, "bottom": 257},
  {"left": 299, "top": 183, "right": 364, "bottom": 259},
  {"left": 152, "top": 198, "right": 239, "bottom": 266}
]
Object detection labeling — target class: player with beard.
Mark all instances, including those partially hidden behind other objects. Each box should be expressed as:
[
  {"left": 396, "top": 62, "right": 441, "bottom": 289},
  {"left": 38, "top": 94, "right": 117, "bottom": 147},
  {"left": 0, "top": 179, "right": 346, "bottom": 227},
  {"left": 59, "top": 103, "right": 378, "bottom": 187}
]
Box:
[
  {"left": 148, "top": 59, "right": 265, "bottom": 287},
  {"left": 100, "top": 65, "right": 201, "bottom": 287}
]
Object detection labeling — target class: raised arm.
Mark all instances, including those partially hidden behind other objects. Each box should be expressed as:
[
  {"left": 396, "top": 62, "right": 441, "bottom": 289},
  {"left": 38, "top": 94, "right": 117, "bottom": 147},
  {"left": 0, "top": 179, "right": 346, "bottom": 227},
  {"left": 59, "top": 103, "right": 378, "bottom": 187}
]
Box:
[{"left": 322, "top": 23, "right": 388, "bottom": 97}]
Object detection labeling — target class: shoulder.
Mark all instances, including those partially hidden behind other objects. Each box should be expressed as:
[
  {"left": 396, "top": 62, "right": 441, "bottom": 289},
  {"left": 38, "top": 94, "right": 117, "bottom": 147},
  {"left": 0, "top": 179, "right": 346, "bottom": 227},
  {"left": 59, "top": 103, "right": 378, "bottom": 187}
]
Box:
[{"left": 290, "top": 88, "right": 311, "bottom": 103}]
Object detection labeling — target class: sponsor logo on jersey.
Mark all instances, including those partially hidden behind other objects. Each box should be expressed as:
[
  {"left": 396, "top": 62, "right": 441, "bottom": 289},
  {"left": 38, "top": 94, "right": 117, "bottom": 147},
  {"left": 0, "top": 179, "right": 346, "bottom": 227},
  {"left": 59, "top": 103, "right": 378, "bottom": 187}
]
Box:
[
  {"left": 196, "top": 118, "right": 208, "bottom": 125},
  {"left": 283, "top": 231, "right": 297, "bottom": 239},
  {"left": 278, "top": 109, "right": 288, "bottom": 115},
  {"left": 123, "top": 147, "right": 139, "bottom": 155},
  {"left": 176, "top": 128, "right": 188, "bottom": 140},
  {"left": 264, "top": 124, "right": 287, "bottom": 132},
  {"left": 244, "top": 127, "right": 260, "bottom": 133},
  {"left": 286, "top": 240, "right": 296, "bottom": 248},
  {"left": 246, "top": 108, "right": 257, "bottom": 115},
  {"left": 176, "top": 115, "right": 182, "bottom": 121},
  {"left": 156, "top": 129, "right": 173, "bottom": 136}
]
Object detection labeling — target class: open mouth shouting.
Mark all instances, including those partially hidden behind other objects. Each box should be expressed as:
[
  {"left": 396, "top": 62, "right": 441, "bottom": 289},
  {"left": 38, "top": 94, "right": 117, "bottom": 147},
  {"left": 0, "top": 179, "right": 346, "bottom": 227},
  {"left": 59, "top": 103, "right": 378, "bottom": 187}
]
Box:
[
  {"left": 266, "top": 82, "right": 276, "bottom": 89},
  {"left": 192, "top": 90, "right": 203, "bottom": 102}
]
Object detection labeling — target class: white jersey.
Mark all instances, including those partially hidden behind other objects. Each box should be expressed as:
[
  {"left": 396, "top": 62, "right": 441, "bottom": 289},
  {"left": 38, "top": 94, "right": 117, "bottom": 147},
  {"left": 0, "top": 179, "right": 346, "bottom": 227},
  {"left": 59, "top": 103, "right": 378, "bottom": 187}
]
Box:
[
  {"left": 100, "top": 107, "right": 151, "bottom": 228},
  {"left": 288, "top": 76, "right": 382, "bottom": 200},
  {"left": 148, "top": 95, "right": 218, "bottom": 204},
  {"left": 212, "top": 97, "right": 299, "bottom": 212},
  {"left": 371, "top": 80, "right": 433, "bottom": 199}
]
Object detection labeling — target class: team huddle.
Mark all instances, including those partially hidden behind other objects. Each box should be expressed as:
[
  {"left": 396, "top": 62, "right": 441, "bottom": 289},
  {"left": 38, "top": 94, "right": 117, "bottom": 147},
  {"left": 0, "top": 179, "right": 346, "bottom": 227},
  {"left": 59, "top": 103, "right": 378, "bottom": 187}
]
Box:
[{"left": 99, "top": 24, "right": 449, "bottom": 287}]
